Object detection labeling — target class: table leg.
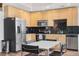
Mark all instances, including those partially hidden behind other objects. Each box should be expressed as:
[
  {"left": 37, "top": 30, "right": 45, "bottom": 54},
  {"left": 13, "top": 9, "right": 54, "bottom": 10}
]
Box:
[
  {"left": 47, "top": 49, "right": 50, "bottom": 56},
  {"left": 60, "top": 43, "right": 63, "bottom": 55}
]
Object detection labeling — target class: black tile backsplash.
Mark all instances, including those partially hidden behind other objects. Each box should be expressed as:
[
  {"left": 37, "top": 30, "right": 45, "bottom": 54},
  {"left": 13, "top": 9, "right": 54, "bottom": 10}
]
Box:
[
  {"left": 26, "top": 26, "right": 79, "bottom": 34},
  {"left": 66, "top": 26, "right": 79, "bottom": 34},
  {"left": 26, "top": 27, "right": 46, "bottom": 34}
]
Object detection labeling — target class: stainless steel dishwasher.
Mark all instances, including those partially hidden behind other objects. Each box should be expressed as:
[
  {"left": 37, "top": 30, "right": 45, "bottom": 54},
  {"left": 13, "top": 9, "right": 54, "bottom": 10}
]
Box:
[{"left": 66, "top": 34, "right": 78, "bottom": 50}]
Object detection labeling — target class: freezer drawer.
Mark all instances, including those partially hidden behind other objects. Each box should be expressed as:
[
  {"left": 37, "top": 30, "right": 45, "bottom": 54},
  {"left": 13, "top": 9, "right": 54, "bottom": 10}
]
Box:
[{"left": 66, "top": 35, "right": 78, "bottom": 50}]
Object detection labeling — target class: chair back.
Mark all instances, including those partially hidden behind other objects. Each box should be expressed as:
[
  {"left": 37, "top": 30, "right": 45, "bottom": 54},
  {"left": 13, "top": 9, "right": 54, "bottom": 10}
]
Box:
[
  {"left": 60, "top": 44, "right": 64, "bottom": 55},
  {"left": 22, "top": 44, "right": 39, "bottom": 54}
]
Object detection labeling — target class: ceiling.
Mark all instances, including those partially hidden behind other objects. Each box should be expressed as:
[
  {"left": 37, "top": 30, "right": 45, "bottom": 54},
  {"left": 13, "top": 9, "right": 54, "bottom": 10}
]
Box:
[{"left": 4, "top": 3, "right": 79, "bottom": 12}]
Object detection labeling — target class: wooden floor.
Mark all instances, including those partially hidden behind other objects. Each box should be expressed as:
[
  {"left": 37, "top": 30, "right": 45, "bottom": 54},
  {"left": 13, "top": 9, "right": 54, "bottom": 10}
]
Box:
[
  {"left": 0, "top": 50, "right": 79, "bottom": 56},
  {"left": 63, "top": 50, "right": 79, "bottom": 56}
]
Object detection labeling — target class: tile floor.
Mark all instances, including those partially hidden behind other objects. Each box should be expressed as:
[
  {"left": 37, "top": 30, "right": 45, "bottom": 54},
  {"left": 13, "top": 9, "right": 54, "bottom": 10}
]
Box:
[{"left": 0, "top": 50, "right": 79, "bottom": 56}]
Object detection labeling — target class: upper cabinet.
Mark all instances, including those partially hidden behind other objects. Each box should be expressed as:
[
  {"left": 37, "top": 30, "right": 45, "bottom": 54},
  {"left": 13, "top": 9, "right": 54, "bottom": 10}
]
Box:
[
  {"left": 30, "top": 12, "right": 43, "bottom": 27},
  {"left": 20, "top": 10, "right": 31, "bottom": 26},
  {"left": 3, "top": 4, "right": 78, "bottom": 27},
  {"left": 46, "top": 7, "right": 78, "bottom": 26},
  {"left": 5, "top": 6, "right": 16, "bottom": 17},
  {"left": 42, "top": 11, "right": 48, "bottom": 20},
  {"left": 4, "top": 5, "right": 31, "bottom": 26},
  {"left": 67, "top": 7, "right": 78, "bottom": 26},
  {"left": 4, "top": 6, "right": 22, "bottom": 17},
  {"left": 30, "top": 7, "right": 78, "bottom": 26}
]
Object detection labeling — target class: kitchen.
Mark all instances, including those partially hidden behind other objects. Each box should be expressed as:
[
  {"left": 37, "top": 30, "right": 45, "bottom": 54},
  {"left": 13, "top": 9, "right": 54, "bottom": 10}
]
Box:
[{"left": 0, "top": 3, "right": 79, "bottom": 56}]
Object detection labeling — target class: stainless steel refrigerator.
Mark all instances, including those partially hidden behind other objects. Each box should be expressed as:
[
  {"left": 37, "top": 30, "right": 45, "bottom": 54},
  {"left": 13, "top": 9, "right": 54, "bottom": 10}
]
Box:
[{"left": 4, "top": 17, "right": 26, "bottom": 52}]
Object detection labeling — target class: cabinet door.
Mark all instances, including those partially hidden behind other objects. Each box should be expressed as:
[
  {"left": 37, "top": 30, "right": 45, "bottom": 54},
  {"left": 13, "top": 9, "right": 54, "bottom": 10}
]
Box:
[
  {"left": 42, "top": 11, "right": 48, "bottom": 20},
  {"left": 30, "top": 12, "right": 43, "bottom": 26},
  {"left": 7, "top": 6, "right": 15, "bottom": 17},
  {"left": 67, "top": 8, "right": 77, "bottom": 26},
  {"left": 58, "top": 35, "right": 66, "bottom": 44},
  {"left": 14, "top": 8, "right": 21, "bottom": 18}
]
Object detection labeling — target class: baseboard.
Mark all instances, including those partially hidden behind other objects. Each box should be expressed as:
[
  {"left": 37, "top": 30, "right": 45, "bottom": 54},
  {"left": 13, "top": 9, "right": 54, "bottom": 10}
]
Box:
[{"left": 67, "top": 49, "right": 78, "bottom": 51}]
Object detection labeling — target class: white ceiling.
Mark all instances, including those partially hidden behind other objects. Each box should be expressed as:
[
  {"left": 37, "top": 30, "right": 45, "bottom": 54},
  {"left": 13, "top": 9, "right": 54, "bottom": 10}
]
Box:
[{"left": 4, "top": 3, "right": 79, "bottom": 12}]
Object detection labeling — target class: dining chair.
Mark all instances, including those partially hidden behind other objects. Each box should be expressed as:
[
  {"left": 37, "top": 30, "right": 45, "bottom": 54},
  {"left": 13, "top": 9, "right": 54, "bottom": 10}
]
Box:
[
  {"left": 50, "top": 44, "right": 64, "bottom": 56},
  {"left": 22, "top": 44, "right": 45, "bottom": 56}
]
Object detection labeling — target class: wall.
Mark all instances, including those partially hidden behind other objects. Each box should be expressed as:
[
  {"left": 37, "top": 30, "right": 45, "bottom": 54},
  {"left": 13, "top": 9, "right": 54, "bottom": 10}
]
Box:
[
  {"left": 78, "top": 8, "right": 79, "bottom": 51},
  {"left": 0, "top": 11, "right": 4, "bottom": 52}
]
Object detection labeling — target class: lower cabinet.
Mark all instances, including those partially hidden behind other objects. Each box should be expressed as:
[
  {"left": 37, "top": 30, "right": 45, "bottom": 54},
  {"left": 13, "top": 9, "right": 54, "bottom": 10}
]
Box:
[{"left": 45, "top": 34, "right": 66, "bottom": 44}]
